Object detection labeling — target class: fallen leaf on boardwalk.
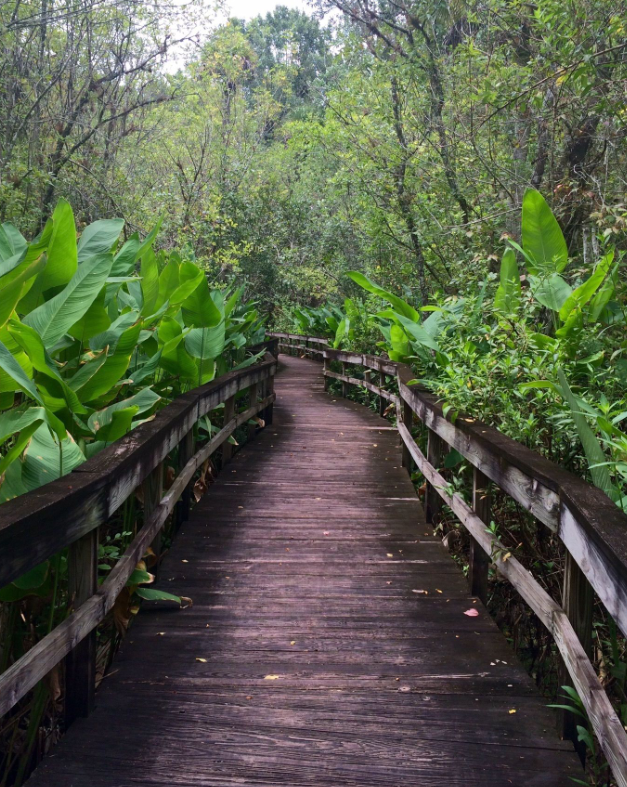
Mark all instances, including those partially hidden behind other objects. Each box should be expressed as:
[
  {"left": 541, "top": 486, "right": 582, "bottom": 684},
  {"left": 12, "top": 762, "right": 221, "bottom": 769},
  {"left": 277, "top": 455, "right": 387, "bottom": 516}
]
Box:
[
  {"left": 193, "top": 476, "right": 208, "bottom": 502},
  {"left": 182, "top": 559, "right": 189, "bottom": 563},
  {"left": 180, "top": 597, "right": 193, "bottom": 608},
  {"left": 464, "top": 608, "right": 480, "bottom": 617},
  {"left": 436, "top": 589, "right": 442, "bottom": 594},
  {"left": 323, "top": 531, "right": 330, "bottom": 536},
  {"left": 412, "top": 589, "right": 426, "bottom": 594},
  {"left": 373, "top": 444, "right": 378, "bottom": 447},
  {"left": 290, "top": 641, "right": 296, "bottom": 645},
  {"left": 502, "top": 552, "right": 512, "bottom": 562},
  {"left": 386, "top": 553, "right": 393, "bottom": 557},
  {"left": 196, "top": 658, "right": 207, "bottom": 663},
  {"left": 509, "top": 709, "right": 517, "bottom": 714},
  {"left": 264, "top": 674, "right": 281, "bottom": 680}
]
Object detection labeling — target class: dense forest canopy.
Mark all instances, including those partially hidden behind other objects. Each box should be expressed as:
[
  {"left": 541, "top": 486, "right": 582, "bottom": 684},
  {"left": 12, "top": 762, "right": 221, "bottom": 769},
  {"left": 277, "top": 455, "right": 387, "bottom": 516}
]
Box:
[{"left": 3, "top": 0, "right": 626, "bottom": 304}]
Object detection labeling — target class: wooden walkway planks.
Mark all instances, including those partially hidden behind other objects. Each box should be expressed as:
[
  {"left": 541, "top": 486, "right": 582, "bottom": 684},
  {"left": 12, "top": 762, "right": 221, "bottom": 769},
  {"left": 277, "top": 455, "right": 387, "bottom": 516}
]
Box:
[{"left": 27, "top": 354, "right": 579, "bottom": 786}]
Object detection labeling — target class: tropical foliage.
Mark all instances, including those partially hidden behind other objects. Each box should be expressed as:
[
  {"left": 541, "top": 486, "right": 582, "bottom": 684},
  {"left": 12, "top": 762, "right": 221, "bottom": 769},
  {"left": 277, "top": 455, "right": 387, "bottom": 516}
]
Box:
[{"left": 0, "top": 199, "right": 264, "bottom": 505}]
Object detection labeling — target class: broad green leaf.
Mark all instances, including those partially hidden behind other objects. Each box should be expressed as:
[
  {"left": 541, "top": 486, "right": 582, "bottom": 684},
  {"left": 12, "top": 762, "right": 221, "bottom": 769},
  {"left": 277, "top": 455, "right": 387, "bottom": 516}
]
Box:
[
  {"left": 347, "top": 271, "right": 420, "bottom": 321},
  {"left": 0, "top": 339, "right": 42, "bottom": 404},
  {"left": 156, "top": 259, "right": 179, "bottom": 310},
  {"left": 333, "top": 317, "right": 349, "bottom": 348},
  {"left": 127, "top": 568, "right": 154, "bottom": 586},
  {"left": 0, "top": 421, "right": 42, "bottom": 476},
  {"left": 77, "top": 219, "right": 123, "bottom": 262},
  {"left": 0, "top": 406, "right": 52, "bottom": 446},
  {"left": 126, "top": 349, "right": 162, "bottom": 385},
  {"left": 91, "top": 406, "right": 138, "bottom": 442},
  {"left": 68, "top": 288, "right": 111, "bottom": 342},
  {"left": 182, "top": 275, "right": 222, "bottom": 327},
  {"left": 494, "top": 248, "right": 521, "bottom": 313},
  {"left": 90, "top": 311, "right": 140, "bottom": 352},
  {"left": 225, "top": 286, "right": 244, "bottom": 317},
  {"left": 87, "top": 389, "right": 160, "bottom": 435},
  {"left": 135, "top": 219, "right": 162, "bottom": 262},
  {"left": 140, "top": 248, "right": 159, "bottom": 317},
  {"left": 67, "top": 353, "right": 107, "bottom": 392},
  {"left": 38, "top": 198, "right": 77, "bottom": 290},
  {"left": 0, "top": 223, "right": 27, "bottom": 262},
  {"left": 522, "top": 189, "right": 568, "bottom": 274},
  {"left": 390, "top": 324, "right": 411, "bottom": 359},
  {"left": 0, "top": 249, "right": 27, "bottom": 280},
  {"left": 184, "top": 323, "right": 226, "bottom": 360},
  {"left": 24, "top": 254, "right": 113, "bottom": 349},
  {"left": 559, "top": 250, "right": 614, "bottom": 322},
  {"left": 111, "top": 235, "right": 140, "bottom": 277},
  {"left": 590, "top": 267, "right": 617, "bottom": 321},
  {"left": 134, "top": 587, "right": 182, "bottom": 603},
  {"left": 12, "top": 561, "right": 49, "bottom": 590},
  {"left": 75, "top": 323, "right": 142, "bottom": 402},
  {"left": 0, "top": 255, "right": 46, "bottom": 327},
  {"left": 529, "top": 273, "right": 572, "bottom": 311},
  {"left": 393, "top": 313, "right": 439, "bottom": 351},
  {"left": 169, "top": 262, "right": 204, "bottom": 306},
  {"left": 17, "top": 424, "right": 85, "bottom": 492}
]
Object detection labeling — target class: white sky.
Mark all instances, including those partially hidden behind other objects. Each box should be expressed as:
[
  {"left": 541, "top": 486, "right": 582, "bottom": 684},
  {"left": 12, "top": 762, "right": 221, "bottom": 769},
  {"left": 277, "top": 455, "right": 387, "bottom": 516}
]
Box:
[{"left": 226, "top": 0, "right": 312, "bottom": 19}]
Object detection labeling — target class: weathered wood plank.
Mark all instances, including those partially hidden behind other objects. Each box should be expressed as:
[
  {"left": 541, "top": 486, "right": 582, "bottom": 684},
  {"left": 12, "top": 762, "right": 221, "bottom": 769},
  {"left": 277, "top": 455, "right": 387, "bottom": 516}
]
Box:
[{"left": 26, "top": 355, "right": 579, "bottom": 787}]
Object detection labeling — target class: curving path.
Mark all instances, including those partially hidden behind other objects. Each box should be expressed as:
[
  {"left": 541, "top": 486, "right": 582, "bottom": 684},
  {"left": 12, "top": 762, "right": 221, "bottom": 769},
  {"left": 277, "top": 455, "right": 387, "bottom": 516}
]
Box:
[{"left": 28, "top": 354, "right": 579, "bottom": 786}]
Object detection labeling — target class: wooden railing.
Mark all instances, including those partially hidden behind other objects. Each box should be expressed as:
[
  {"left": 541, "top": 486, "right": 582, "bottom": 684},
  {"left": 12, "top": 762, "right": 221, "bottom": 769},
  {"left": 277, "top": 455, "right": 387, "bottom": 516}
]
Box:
[
  {"left": 271, "top": 332, "right": 627, "bottom": 785},
  {"left": 0, "top": 338, "right": 279, "bottom": 725}
]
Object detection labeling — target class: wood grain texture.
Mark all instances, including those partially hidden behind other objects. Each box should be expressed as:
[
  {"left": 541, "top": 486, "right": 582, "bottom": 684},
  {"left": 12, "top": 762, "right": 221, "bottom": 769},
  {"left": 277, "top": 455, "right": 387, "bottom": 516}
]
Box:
[{"left": 27, "top": 355, "right": 579, "bottom": 787}]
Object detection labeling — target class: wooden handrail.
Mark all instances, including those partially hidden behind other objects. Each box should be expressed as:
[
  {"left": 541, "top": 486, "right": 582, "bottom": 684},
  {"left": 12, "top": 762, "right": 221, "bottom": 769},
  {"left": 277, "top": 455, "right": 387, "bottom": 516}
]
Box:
[
  {"left": 0, "top": 340, "right": 278, "bottom": 722},
  {"left": 270, "top": 331, "right": 627, "bottom": 785}
]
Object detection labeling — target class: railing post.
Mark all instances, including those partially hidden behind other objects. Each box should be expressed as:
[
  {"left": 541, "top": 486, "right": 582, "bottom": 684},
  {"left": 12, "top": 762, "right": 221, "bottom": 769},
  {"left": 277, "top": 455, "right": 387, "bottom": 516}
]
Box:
[
  {"left": 560, "top": 552, "right": 594, "bottom": 758},
  {"left": 470, "top": 467, "right": 490, "bottom": 604},
  {"left": 222, "top": 394, "right": 236, "bottom": 464},
  {"left": 65, "top": 528, "right": 98, "bottom": 725},
  {"left": 323, "top": 354, "right": 330, "bottom": 392},
  {"left": 174, "top": 429, "right": 194, "bottom": 531},
  {"left": 264, "top": 371, "right": 275, "bottom": 425},
  {"left": 378, "top": 372, "right": 386, "bottom": 417},
  {"left": 248, "top": 381, "right": 259, "bottom": 440},
  {"left": 401, "top": 400, "right": 413, "bottom": 470},
  {"left": 144, "top": 461, "right": 164, "bottom": 564},
  {"left": 341, "top": 362, "right": 349, "bottom": 398},
  {"left": 424, "top": 430, "right": 446, "bottom": 526}
]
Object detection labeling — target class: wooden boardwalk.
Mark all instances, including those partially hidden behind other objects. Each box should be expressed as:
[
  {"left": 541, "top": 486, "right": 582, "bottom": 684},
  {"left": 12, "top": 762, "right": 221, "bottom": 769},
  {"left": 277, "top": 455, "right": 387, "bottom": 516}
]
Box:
[{"left": 28, "top": 354, "right": 579, "bottom": 786}]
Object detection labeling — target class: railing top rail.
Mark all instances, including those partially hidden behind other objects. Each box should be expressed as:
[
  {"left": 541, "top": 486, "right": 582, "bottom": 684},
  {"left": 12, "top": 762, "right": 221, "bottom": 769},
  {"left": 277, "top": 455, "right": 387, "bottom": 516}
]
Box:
[{"left": 0, "top": 350, "right": 277, "bottom": 589}]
